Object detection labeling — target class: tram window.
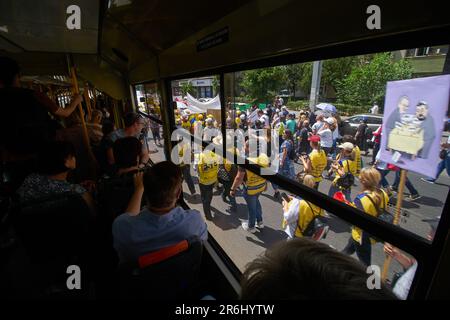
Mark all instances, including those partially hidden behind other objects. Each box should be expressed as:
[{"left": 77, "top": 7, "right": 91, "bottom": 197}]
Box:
[
  {"left": 221, "top": 45, "right": 449, "bottom": 242},
  {"left": 134, "top": 82, "right": 165, "bottom": 162}
]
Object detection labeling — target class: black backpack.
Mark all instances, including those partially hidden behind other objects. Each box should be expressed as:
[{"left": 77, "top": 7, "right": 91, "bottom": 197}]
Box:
[
  {"left": 336, "top": 161, "right": 354, "bottom": 190},
  {"left": 300, "top": 201, "right": 328, "bottom": 238},
  {"left": 365, "top": 191, "right": 394, "bottom": 242}
]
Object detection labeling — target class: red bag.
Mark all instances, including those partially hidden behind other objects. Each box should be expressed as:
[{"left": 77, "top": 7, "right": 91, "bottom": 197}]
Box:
[{"left": 387, "top": 163, "right": 399, "bottom": 171}]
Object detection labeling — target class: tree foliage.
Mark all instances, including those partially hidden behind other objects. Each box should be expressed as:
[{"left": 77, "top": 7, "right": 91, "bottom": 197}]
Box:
[
  {"left": 180, "top": 81, "right": 195, "bottom": 98},
  {"left": 336, "top": 53, "right": 413, "bottom": 107},
  {"left": 241, "top": 66, "right": 285, "bottom": 102}
]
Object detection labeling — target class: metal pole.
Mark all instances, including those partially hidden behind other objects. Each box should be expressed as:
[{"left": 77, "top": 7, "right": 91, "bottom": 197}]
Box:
[
  {"left": 309, "top": 60, "right": 323, "bottom": 113},
  {"left": 382, "top": 169, "right": 407, "bottom": 281}
]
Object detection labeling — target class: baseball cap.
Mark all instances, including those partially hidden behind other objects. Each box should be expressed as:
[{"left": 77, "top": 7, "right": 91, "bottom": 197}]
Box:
[
  {"left": 338, "top": 142, "right": 354, "bottom": 151},
  {"left": 325, "top": 117, "right": 335, "bottom": 125},
  {"left": 308, "top": 135, "right": 321, "bottom": 142}
]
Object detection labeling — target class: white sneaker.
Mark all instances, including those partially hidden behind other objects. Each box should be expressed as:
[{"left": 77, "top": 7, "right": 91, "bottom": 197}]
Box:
[
  {"left": 256, "top": 221, "right": 264, "bottom": 229},
  {"left": 241, "top": 222, "right": 256, "bottom": 233}
]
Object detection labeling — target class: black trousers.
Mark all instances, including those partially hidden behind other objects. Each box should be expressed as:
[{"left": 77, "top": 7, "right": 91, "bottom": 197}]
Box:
[
  {"left": 342, "top": 231, "right": 372, "bottom": 266},
  {"left": 199, "top": 183, "right": 214, "bottom": 218},
  {"left": 181, "top": 165, "right": 196, "bottom": 195}
]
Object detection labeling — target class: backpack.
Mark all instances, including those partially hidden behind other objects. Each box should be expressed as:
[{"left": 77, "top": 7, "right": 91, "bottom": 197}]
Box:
[
  {"left": 299, "top": 201, "right": 328, "bottom": 240},
  {"left": 365, "top": 191, "right": 394, "bottom": 242},
  {"left": 335, "top": 161, "right": 354, "bottom": 190}
]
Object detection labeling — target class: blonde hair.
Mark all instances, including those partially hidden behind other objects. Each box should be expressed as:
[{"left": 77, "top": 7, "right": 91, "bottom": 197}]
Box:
[
  {"left": 302, "top": 174, "right": 316, "bottom": 189},
  {"left": 359, "top": 167, "right": 383, "bottom": 208}
]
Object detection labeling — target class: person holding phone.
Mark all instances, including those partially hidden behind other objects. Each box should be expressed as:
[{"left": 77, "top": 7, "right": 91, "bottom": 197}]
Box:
[{"left": 281, "top": 175, "right": 326, "bottom": 239}]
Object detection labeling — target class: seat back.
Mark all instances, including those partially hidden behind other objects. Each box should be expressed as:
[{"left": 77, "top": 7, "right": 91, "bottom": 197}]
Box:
[
  {"left": 13, "top": 192, "right": 92, "bottom": 261},
  {"left": 97, "top": 175, "right": 135, "bottom": 221},
  {"left": 117, "top": 236, "right": 203, "bottom": 299}
]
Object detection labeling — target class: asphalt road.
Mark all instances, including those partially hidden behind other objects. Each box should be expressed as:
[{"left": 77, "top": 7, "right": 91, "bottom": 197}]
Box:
[{"left": 148, "top": 131, "right": 449, "bottom": 284}]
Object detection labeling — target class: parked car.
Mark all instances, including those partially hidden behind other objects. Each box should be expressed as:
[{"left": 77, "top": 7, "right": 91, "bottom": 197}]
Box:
[{"left": 340, "top": 113, "right": 383, "bottom": 137}]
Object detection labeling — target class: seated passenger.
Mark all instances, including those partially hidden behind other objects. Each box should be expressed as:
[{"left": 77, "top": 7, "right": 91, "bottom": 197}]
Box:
[
  {"left": 112, "top": 161, "right": 208, "bottom": 264},
  {"left": 240, "top": 238, "right": 397, "bottom": 300},
  {"left": 17, "top": 141, "right": 95, "bottom": 212}
]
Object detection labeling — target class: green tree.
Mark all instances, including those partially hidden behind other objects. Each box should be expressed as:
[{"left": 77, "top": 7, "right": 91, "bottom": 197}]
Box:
[
  {"left": 336, "top": 53, "right": 413, "bottom": 107},
  {"left": 241, "top": 66, "right": 285, "bottom": 102},
  {"left": 180, "top": 81, "right": 195, "bottom": 98},
  {"left": 212, "top": 75, "right": 220, "bottom": 96}
]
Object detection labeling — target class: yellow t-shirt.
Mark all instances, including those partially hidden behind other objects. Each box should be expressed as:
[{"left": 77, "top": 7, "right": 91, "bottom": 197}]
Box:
[
  {"left": 354, "top": 146, "right": 361, "bottom": 174},
  {"left": 198, "top": 151, "right": 219, "bottom": 185},
  {"left": 309, "top": 149, "right": 327, "bottom": 182},
  {"left": 333, "top": 158, "right": 357, "bottom": 185},
  {"left": 245, "top": 153, "right": 269, "bottom": 195},
  {"left": 351, "top": 190, "right": 389, "bottom": 244},
  {"left": 295, "top": 200, "right": 324, "bottom": 237}
]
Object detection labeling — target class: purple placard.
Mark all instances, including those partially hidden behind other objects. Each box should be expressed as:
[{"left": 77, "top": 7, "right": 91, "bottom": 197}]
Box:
[{"left": 380, "top": 75, "right": 450, "bottom": 179}]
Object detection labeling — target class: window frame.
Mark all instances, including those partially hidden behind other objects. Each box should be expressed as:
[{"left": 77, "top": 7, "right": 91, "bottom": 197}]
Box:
[{"left": 134, "top": 25, "right": 450, "bottom": 299}]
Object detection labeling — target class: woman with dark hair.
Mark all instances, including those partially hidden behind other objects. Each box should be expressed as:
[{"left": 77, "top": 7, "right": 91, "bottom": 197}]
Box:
[
  {"left": 17, "top": 141, "right": 95, "bottom": 211},
  {"left": 272, "top": 129, "right": 296, "bottom": 200},
  {"left": 113, "top": 137, "right": 142, "bottom": 176}
]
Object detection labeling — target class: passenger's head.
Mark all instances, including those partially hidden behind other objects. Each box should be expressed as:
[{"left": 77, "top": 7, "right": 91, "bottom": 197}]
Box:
[
  {"left": 0, "top": 56, "right": 20, "bottom": 88},
  {"left": 38, "top": 141, "right": 77, "bottom": 175},
  {"left": 91, "top": 109, "right": 103, "bottom": 124},
  {"left": 65, "top": 111, "right": 82, "bottom": 127},
  {"left": 102, "top": 120, "right": 115, "bottom": 136},
  {"left": 113, "top": 137, "right": 142, "bottom": 169},
  {"left": 302, "top": 174, "right": 316, "bottom": 188},
  {"left": 240, "top": 238, "right": 397, "bottom": 300},
  {"left": 143, "top": 161, "right": 183, "bottom": 210},
  {"left": 124, "top": 112, "right": 145, "bottom": 134}
]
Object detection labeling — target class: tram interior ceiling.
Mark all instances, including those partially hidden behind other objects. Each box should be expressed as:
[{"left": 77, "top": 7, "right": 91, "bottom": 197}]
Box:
[{"left": 0, "top": 0, "right": 450, "bottom": 303}]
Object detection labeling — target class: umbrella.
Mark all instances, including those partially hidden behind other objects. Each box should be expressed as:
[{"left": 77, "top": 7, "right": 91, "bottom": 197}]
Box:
[{"left": 316, "top": 103, "right": 337, "bottom": 114}]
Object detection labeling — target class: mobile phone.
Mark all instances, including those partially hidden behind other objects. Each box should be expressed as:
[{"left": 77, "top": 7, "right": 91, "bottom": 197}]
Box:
[{"left": 280, "top": 192, "right": 290, "bottom": 202}]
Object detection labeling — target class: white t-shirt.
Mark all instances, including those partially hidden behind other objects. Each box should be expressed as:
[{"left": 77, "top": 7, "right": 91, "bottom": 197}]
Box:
[
  {"left": 259, "top": 115, "right": 270, "bottom": 128},
  {"left": 393, "top": 262, "right": 417, "bottom": 300},
  {"left": 318, "top": 128, "right": 333, "bottom": 148},
  {"left": 312, "top": 121, "right": 324, "bottom": 133}
]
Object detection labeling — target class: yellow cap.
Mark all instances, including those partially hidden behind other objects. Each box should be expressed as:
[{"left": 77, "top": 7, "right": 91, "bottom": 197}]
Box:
[
  {"left": 235, "top": 117, "right": 241, "bottom": 124},
  {"left": 207, "top": 114, "right": 214, "bottom": 119},
  {"left": 198, "top": 114, "right": 204, "bottom": 120}
]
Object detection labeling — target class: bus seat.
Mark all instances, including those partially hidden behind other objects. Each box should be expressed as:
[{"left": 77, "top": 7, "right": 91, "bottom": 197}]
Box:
[
  {"left": 97, "top": 175, "right": 135, "bottom": 221},
  {"left": 116, "top": 236, "right": 203, "bottom": 300},
  {"left": 8, "top": 193, "right": 94, "bottom": 298}
]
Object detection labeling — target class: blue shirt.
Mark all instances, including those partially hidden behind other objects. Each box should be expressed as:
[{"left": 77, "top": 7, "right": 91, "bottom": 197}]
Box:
[{"left": 112, "top": 206, "right": 208, "bottom": 263}]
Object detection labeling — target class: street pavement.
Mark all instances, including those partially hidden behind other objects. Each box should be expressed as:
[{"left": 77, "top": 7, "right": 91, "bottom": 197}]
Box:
[{"left": 147, "top": 131, "right": 449, "bottom": 284}]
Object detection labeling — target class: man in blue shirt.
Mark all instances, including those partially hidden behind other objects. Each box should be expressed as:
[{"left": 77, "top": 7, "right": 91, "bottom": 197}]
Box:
[{"left": 112, "top": 161, "right": 208, "bottom": 264}]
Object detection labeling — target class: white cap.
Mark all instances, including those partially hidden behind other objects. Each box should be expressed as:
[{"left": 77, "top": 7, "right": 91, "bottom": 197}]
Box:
[
  {"left": 240, "top": 114, "right": 246, "bottom": 119},
  {"left": 325, "top": 117, "right": 335, "bottom": 125}
]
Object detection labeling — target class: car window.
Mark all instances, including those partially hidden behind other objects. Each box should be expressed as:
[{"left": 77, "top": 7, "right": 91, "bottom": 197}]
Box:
[
  {"left": 368, "top": 117, "right": 383, "bottom": 124},
  {"left": 348, "top": 116, "right": 361, "bottom": 124}
]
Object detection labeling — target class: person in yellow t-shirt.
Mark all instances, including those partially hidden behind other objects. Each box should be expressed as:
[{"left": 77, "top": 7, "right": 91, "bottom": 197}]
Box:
[
  {"left": 230, "top": 141, "right": 269, "bottom": 233},
  {"left": 343, "top": 135, "right": 361, "bottom": 175},
  {"left": 301, "top": 135, "right": 327, "bottom": 190},
  {"left": 328, "top": 142, "right": 357, "bottom": 201},
  {"left": 178, "top": 141, "right": 196, "bottom": 195},
  {"left": 342, "top": 167, "right": 389, "bottom": 266},
  {"left": 281, "top": 175, "right": 327, "bottom": 240},
  {"left": 197, "top": 149, "right": 219, "bottom": 220}
]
